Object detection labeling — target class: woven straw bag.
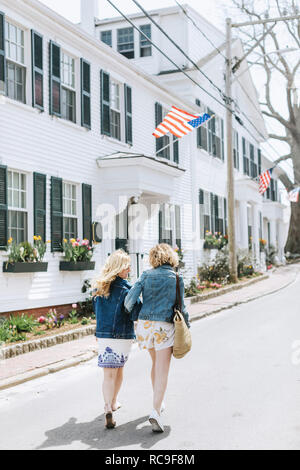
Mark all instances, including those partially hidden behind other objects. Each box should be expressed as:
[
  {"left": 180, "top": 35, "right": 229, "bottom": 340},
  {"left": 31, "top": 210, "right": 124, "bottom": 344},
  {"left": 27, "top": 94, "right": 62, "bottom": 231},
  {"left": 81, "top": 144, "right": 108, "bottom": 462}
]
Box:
[{"left": 173, "top": 274, "right": 192, "bottom": 359}]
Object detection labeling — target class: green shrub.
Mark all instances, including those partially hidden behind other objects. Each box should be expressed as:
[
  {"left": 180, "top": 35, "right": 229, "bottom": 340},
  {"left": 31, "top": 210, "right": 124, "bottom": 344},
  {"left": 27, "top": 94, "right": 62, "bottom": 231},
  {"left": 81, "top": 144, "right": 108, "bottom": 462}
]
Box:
[
  {"left": 7, "top": 314, "right": 37, "bottom": 333},
  {"left": 198, "top": 249, "right": 231, "bottom": 284}
]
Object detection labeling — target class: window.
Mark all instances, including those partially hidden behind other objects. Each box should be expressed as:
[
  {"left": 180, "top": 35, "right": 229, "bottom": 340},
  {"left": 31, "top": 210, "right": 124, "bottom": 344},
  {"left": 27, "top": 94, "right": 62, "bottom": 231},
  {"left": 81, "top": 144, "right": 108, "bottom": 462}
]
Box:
[
  {"left": 233, "top": 130, "right": 239, "bottom": 170},
  {"left": 7, "top": 170, "right": 27, "bottom": 243},
  {"left": 208, "top": 110, "right": 224, "bottom": 160},
  {"left": 5, "top": 21, "right": 26, "bottom": 103},
  {"left": 101, "top": 30, "right": 112, "bottom": 47},
  {"left": 159, "top": 204, "right": 173, "bottom": 245},
  {"left": 242, "top": 138, "right": 250, "bottom": 176},
  {"left": 199, "top": 190, "right": 211, "bottom": 238},
  {"left": 140, "top": 24, "right": 151, "bottom": 57},
  {"left": 63, "top": 182, "right": 78, "bottom": 240},
  {"left": 159, "top": 108, "right": 171, "bottom": 160},
  {"left": 117, "top": 27, "right": 134, "bottom": 59},
  {"left": 247, "top": 205, "right": 252, "bottom": 250},
  {"left": 197, "top": 105, "right": 208, "bottom": 152},
  {"left": 61, "top": 52, "right": 76, "bottom": 123},
  {"left": 110, "top": 81, "right": 121, "bottom": 140}
]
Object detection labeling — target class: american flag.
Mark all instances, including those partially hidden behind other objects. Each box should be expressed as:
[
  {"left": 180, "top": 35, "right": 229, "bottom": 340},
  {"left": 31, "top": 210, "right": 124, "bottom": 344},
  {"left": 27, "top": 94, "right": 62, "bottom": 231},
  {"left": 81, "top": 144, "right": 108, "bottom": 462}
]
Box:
[
  {"left": 153, "top": 106, "right": 211, "bottom": 139},
  {"left": 259, "top": 168, "right": 273, "bottom": 195}
]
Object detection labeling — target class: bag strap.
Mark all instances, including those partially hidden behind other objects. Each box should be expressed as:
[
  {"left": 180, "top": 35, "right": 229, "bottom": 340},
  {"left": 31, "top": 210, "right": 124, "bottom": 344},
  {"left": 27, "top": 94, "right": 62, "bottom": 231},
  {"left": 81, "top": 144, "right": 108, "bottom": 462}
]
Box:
[{"left": 175, "top": 274, "right": 182, "bottom": 312}]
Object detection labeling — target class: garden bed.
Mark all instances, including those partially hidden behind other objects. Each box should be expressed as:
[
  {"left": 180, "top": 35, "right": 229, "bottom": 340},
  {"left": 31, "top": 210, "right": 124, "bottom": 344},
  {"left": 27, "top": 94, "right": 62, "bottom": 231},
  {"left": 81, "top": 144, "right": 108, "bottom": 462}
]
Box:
[{"left": 185, "top": 273, "right": 267, "bottom": 306}]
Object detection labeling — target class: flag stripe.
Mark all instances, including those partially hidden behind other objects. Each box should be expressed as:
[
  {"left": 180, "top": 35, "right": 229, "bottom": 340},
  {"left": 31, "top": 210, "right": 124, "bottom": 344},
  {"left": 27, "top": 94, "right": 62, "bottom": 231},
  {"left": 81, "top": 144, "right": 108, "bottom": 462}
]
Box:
[{"left": 171, "top": 105, "right": 198, "bottom": 119}]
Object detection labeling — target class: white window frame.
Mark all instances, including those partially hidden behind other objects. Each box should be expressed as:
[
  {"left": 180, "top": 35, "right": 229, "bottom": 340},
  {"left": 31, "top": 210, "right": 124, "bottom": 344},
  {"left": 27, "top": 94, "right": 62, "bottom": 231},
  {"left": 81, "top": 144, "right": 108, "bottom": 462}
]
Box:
[
  {"left": 63, "top": 181, "right": 79, "bottom": 240},
  {"left": 5, "top": 20, "right": 27, "bottom": 104},
  {"left": 110, "top": 79, "right": 122, "bottom": 141},
  {"left": 61, "top": 51, "right": 76, "bottom": 123},
  {"left": 7, "top": 169, "right": 28, "bottom": 243},
  {"left": 117, "top": 27, "right": 135, "bottom": 59},
  {"left": 140, "top": 24, "right": 152, "bottom": 57}
]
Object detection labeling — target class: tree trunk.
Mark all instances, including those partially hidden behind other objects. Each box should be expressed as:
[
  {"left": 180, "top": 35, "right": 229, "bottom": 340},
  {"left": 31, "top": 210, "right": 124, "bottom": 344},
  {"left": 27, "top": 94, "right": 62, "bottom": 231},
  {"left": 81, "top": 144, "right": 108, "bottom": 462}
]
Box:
[
  {"left": 285, "top": 126, "right": 300, "bottom": 254},
  {"left": 285, "top": 202, "right": 300, "bottom": 254}
]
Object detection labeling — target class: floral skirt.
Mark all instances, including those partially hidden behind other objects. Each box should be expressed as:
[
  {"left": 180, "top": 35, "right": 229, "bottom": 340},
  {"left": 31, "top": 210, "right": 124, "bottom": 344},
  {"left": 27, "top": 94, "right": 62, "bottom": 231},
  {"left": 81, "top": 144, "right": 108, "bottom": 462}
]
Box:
[
  {"left": 97, "top": 338, "right": 133, "bottom": 368},
  {"left": 136, "top": 320, "right": 175, "bottom": 351}
]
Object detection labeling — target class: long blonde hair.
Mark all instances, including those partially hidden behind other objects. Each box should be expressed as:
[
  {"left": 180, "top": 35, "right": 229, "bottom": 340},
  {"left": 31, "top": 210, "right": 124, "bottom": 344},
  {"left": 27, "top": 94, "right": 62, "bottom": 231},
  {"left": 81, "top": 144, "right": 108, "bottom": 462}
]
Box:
[{"left": 93, "top": 249, "right": 131, "bottom": 298}]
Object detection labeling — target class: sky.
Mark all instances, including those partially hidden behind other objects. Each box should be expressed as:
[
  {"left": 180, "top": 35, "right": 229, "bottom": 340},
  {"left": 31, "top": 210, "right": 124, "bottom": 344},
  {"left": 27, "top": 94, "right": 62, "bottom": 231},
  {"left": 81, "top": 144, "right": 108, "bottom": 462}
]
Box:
[{"left": 39, "top": 0, "right": 296, "bottom": 184}]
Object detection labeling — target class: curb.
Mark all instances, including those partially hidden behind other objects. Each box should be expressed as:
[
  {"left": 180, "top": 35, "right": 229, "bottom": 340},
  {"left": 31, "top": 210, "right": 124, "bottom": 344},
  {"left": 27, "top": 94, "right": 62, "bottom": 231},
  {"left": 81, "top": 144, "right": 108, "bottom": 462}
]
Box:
[
  {"left": 185, "top": 273, "right": 269, "bottom": 306},
  {"left": 0, "top": 325, "right": 96, "bottom": 360},
  {"left": 189, "top": 266, "right": 300, "bottom": 324},
  {"left": 0, "top": 350, "right": 97, "bottom": 391}
]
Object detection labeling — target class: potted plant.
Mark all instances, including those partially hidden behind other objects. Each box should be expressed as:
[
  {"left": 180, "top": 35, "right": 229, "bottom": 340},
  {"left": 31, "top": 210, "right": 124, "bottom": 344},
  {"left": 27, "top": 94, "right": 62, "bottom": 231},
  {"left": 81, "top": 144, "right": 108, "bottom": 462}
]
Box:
[
  {"left": 174, "top": 245, "right": 185, "bottom": 269},
  {"left": 203, "top": 232, "right": 228, "bottom": 251},
  {"left": 60, "top": 238, "right": 95, "bottom": 271},
  {"left": 3, "top": 236, "right": 49, "bottom": 273}
]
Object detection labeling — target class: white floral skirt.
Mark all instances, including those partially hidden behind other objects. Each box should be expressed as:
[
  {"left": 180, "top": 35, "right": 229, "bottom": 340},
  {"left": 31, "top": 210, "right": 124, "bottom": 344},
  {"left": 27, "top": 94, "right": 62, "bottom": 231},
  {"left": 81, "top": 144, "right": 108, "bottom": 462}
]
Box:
[
  {"left": 136, "top": 320, "right": 175, "bottom": 351},
  {"left": 97, "top": 338, "right": 134, "bottom": 368}
]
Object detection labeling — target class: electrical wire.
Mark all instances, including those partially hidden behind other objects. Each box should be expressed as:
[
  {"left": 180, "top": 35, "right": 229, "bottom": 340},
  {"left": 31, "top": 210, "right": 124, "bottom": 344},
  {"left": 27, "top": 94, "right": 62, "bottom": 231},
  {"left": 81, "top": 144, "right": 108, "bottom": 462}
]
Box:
[
  {"left": 174, "top": 0, "right": 227, "bottom": 60},
  {"left": 131, "top": 0, "right": 229, "bottom": 102},
  {"left": 105, "top": 0, "right": 232, "bottom": 113}
]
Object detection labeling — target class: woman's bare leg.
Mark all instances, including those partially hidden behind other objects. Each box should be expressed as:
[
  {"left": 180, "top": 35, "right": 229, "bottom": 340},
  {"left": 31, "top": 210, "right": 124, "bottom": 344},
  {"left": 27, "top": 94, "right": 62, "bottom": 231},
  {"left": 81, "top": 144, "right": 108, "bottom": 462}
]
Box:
[
  {"left": 112, "top": 367, "right": 124, "bottom": 411},
  {"left": 153, "top": 347, "right": 172, "bottom": 415},
  {"left": 102, "top": 368, "right": 118, "bottom": 412},
  {"left": 148, "top": 348, "right": 156, "bottom": 391}
]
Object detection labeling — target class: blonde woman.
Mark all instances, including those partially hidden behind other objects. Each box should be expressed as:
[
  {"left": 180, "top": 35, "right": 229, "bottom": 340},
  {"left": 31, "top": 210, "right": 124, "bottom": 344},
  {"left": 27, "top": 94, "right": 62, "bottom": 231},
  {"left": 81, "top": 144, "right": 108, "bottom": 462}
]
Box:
[
  {"left": 124, "top": 244, "right": 190, "bottom": 433},
  {"left": 92, "top": 250, "right": 141, "bottom": 429}
]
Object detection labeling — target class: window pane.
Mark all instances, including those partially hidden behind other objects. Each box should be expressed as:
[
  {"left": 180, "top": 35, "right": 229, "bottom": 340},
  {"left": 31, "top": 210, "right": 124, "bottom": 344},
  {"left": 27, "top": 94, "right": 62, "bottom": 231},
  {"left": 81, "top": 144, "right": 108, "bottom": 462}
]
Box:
[{"left": 13, "top": 172, "right": 19, "bottom": 189}]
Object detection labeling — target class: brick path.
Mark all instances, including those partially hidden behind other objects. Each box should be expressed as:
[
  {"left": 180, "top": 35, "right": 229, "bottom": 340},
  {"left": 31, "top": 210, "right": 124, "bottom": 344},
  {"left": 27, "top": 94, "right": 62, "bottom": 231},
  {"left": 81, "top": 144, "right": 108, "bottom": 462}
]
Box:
[{"left": 1, "top": 264, "right": 299, "bottom": 387}]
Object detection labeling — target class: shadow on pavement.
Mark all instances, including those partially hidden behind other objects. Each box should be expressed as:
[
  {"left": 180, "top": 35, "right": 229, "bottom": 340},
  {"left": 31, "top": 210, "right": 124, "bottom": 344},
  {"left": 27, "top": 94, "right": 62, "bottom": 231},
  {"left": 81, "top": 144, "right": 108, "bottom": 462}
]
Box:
[{"left": 36, "top": 414, "right": 171, "bottom": 450}]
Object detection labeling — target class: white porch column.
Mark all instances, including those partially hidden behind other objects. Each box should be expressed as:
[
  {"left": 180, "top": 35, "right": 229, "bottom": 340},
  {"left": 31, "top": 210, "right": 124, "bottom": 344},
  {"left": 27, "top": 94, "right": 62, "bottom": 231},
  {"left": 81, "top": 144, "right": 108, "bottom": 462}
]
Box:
[
  {"left": 269, "top": 218, "right": 277, "bottom": 248},
  {"left": 277, "top": 219, "right": 286, "bottom": 264},
  {"left": 238, "top": 200, "right": 248, "bottom": 250},
  {"left": 252, "top": 203, "right": 260, "bottom": 266}
]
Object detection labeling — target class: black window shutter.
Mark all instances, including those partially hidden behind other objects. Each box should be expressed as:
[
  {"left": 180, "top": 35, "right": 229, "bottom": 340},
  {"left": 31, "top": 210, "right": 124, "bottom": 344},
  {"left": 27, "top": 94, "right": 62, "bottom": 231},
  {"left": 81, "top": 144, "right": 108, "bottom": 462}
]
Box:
[
  {"left": 155, "top": 102, "right": 163, "bottom": 154},
  {"left": 0, "top": 11, "right": 6, "bottom": 96},
  {"left": 210, "top": 193, "right": 215, "bottom": 233},
  {"left": 173, "top": 136, "right": 179, "bottom": 164},
  {"left": 51, "top": 176, "right": 63, "bottom": 252},
  {"left": 0, "top": 164, "right": 7, "bottom": 249},
  {"left": 124, "top": 84, "right": 132, "bottom": 145},
  {"left": 100, "top": 70, "right": 111, "bottom": 136},
  {"left": 258, "top": 148, "right": 262, "bottom": 175},
  {"left": 31, "top": 30, "right": 44, "bottom": 110},
  {"left": 34, "top": 173, "right": 46, "bottom": 241},
  {"left": 199, "top": 189, "right": 204, "bottom": 205},
  {"left": 214, "top": 195, "right": 219, "bottom": 233},
  {"left": 82, "top": 183, "right": 92, "bottom": 241},
  {"left": 224, "top": 198, "right": 228, "bottom": 234},
  {"left": 49, "top": 41, "right": 61, "bottom": 117},
  {"left": 81, "top": 59, "right": 91, "bottom": 129},
  {"left": 158, "top": 208, "right": 163, "bottom": 244}
]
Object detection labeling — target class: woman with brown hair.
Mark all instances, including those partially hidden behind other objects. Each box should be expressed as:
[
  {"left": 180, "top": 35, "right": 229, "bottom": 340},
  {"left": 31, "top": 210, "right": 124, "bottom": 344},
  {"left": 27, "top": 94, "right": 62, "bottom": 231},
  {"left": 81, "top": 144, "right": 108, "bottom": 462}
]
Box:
[{"left": 125, "top": 243, "right": 190, "bottom": 433}]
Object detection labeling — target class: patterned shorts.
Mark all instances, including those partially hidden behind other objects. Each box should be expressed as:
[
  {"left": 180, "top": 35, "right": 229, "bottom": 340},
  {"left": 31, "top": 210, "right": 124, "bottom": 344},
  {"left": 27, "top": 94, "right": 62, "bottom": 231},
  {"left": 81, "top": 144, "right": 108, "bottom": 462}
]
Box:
[
  {"left": 97, "top": 339, "right": 133, "bottom": 368},
  {"left": 136, "top": 320, "right": 175, "bottom": 351}
]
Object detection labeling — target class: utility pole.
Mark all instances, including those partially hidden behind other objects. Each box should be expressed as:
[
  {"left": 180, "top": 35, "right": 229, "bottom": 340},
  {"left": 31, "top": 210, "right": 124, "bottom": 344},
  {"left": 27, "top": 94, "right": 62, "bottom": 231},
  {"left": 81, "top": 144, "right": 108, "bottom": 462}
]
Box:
[
  {"left": 225, "top": 12, "right": 300, "bottom": 283},
  {"left": 226, "top": 17, "right": 238, "bottom": 283}
]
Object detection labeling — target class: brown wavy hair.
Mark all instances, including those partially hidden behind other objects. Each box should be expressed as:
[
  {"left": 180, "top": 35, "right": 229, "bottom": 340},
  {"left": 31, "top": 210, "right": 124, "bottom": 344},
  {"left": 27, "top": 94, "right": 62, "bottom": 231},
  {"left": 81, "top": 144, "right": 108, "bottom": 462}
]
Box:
[{"left": 149, "top": 243, "right": 179, "bottom": 269}]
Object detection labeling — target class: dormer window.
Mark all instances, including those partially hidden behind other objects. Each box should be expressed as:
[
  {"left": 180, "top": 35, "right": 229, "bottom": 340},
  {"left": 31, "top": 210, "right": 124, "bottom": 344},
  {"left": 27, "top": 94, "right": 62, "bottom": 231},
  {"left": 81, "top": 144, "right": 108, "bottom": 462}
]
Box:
[
  {"left": 101, "top": 30, "right": 112, "bottom": 47},
  {"left": 117, "top": 27, "right": 134, "bottom": 59},
  {"left": 140, "top": 24, "right": 152, "bottom": 57}
]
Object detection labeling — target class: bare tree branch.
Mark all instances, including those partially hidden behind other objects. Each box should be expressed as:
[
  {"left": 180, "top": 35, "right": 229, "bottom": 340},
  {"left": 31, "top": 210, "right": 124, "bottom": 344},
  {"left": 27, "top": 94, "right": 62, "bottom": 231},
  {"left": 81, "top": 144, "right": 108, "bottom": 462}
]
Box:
[
  {"left": 268, "top": 133, "right": 289, "bottom": 142},
  {"left": 273, "top": 154, "right": 292, "bottom": 165}
]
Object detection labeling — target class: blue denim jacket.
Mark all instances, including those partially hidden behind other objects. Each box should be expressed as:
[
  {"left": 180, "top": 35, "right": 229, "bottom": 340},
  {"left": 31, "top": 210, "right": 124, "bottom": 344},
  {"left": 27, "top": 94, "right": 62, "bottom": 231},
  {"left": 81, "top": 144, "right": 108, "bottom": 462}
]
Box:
[
  {"left": 93, "top": 277, "right": 142, "bottom": 339},
  {"left": 124, "top": 264, "right": 190, "bottom": 327}
]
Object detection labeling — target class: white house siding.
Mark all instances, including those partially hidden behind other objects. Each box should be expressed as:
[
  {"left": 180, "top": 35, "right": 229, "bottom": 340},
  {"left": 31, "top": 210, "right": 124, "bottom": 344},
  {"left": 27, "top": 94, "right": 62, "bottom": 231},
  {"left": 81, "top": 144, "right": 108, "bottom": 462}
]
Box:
[{"left": 0, "top": 0, "right": 196, "bottom": 314}]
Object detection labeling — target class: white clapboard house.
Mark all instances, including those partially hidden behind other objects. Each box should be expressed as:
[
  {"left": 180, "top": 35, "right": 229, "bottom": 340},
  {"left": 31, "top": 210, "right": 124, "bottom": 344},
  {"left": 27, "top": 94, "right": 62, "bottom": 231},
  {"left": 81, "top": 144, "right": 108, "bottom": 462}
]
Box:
[{"left": 0, "top": 0, "right": 288, "bottom": 316}]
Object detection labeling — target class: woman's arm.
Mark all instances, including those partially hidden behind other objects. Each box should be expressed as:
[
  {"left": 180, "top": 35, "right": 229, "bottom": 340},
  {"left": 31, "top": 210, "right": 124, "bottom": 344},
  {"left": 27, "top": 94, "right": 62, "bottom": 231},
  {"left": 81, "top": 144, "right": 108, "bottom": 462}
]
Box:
[
  {"left": 124, "top": 272, "right": 145, "bottom": 313},
  {"left": 179, "top": 275, "right": 190, "bottom": 328}
]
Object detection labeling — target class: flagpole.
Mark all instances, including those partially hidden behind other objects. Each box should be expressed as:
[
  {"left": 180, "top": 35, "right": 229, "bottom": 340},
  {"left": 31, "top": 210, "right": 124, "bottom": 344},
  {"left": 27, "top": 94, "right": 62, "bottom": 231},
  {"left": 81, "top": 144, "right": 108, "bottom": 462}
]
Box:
[{"left": 154, "top": 114, "right": 216, "bottom": 158}]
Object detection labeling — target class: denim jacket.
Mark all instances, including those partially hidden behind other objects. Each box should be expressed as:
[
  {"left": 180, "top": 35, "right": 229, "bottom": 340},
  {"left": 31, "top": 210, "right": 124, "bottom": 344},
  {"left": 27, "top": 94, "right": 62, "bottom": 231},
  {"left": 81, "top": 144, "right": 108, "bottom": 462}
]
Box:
[
  {"left": 93, "top": 277, "right": 142, "bottom": 340},
  {"left": 124, "top": 264, "right": 190, "bottom": 327}
]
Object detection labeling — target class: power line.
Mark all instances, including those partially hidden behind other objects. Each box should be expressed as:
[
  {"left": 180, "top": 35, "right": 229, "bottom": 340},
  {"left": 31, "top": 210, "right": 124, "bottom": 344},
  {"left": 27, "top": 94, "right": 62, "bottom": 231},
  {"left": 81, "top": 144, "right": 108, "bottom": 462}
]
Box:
[
  {"left": 106, "top": 0, "right": 231, "bottom": 113},
  {"left": 106, "top": 0, "right": 297, "bottom": 184},
  {"left": 174, "top": 0, "right": 227, "bottom": 60},
  {"left": 130, "top": 0, "right": 229, "bottom": 102}
]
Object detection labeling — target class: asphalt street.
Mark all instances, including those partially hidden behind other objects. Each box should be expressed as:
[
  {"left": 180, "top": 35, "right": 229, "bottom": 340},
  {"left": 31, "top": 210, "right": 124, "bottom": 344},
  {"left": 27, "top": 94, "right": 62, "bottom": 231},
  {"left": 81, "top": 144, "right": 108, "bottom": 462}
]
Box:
[{"left": 1, "top": 272, "right": 300, "bottom": 450}]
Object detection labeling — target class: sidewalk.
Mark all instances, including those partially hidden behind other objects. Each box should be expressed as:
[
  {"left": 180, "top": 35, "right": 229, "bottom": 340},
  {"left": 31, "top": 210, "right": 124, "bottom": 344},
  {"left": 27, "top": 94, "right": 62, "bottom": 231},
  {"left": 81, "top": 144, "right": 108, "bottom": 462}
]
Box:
[{"left": 1, "top": 263, "right": 299, "bottom": 391}]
